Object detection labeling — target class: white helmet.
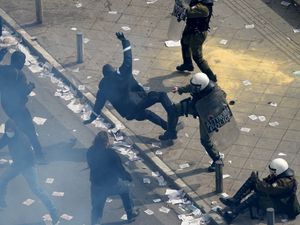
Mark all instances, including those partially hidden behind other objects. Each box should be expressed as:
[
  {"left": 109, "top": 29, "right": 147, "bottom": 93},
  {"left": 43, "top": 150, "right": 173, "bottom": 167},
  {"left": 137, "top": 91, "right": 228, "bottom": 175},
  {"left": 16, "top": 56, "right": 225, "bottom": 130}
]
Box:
[
  {"left": 269, "top": 158, "right": 289, "bottom": 175},
  {"left": 190, "top": 72, "right": 209, "bottom": 91}
]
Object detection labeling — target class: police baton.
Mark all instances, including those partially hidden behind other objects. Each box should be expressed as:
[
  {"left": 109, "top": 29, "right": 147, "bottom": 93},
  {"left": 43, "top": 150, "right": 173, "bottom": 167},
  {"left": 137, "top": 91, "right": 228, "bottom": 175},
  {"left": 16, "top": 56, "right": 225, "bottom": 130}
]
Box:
[{"left": 215, "top": 160, "right": 223, "bottom": 193}]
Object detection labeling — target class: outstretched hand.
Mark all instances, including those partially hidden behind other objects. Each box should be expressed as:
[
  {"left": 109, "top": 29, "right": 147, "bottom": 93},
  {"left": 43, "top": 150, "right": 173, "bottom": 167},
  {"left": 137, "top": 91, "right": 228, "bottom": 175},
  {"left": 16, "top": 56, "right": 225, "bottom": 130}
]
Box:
[{"left": 116, "top": 32, "right": 126, "bottom": 41}]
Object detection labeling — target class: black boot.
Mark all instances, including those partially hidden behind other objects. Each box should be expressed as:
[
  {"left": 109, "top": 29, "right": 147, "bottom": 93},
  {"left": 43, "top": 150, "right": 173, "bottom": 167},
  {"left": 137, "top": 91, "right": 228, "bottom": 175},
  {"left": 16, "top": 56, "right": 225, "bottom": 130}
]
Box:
[
  {"left": 207, "top": 158, "right": 223, "bottom": 172},
  {"left": 176, "top": 64, "right": 194, "bottom": 72},
  {"left": 196, "top": 60, "right": 217, "bottom": 82},
  {"left": 159, "top": 104, "right": 179, "bottom": 140},
  {"left": 222, "top": 194, "right": 258, "bottom": 224},
  {"left": 127, "top": 208, "right": 140, "bottom": 222},
  {"left": 220, "top": 175, "right": 255, "bottom": 207}
]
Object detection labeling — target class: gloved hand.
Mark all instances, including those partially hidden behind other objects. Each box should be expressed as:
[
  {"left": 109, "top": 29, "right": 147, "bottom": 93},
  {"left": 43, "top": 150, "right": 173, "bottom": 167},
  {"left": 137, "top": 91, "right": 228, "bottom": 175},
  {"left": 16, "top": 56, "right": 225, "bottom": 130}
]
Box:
[
  {"left": 250, "top": 171, "right": 259, "bottom": 182},
  {"left": 116, "top": 32, "right": 126, "bottom": 41}
]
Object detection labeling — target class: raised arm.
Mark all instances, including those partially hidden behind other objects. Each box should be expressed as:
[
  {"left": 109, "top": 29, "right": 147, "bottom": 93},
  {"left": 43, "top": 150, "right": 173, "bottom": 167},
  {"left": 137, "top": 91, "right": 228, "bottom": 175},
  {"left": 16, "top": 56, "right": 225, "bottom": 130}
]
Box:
[{"left": 116, "top": 32, "right": 132, "bottom": 78}]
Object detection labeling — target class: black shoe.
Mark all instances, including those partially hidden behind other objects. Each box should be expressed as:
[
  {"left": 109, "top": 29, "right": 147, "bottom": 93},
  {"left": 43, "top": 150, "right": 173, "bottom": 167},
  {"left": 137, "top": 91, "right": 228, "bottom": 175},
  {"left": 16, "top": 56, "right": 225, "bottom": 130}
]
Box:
[
  {"left": 127, "top": 208, "right": 139, "bottom": 223},
  {"left": 219, "top": 197, "right": 239, "bottom": 207},
  {"left": 207, "top": 159, "right": 224, "bottom": 172},
  {"left": 159, "top": 131, "right": 177, "bottom": 140},
  {"left": 176, "top": 64, "right": 194, "bottom": 72},
  {"left": 222, "top": 210, "right": 237, "bottom": 224},
  {"left": 50, "top": 209, "right": 59, "bottom": 224}
]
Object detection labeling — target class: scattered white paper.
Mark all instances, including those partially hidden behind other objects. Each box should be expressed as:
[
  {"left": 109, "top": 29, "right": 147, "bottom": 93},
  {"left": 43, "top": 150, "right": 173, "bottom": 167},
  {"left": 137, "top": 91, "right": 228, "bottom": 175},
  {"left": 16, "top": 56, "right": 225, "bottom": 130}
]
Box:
[
  {"left": 151, "top": 142, "right": 161, "bottom": 148},
  {"left": 132, "top": 69, "right": 140, "bottom": 76},
  {"left": 83, "top": 38, "right": 90, "bottom": 44},
  {"left": 45, "top": 178, "right": 54, "bottom": 184},
  {"left": 268, "top": 102, "right": 277, "bottom": 107},
  {"left": 42, "top": 214, "right": 52, "bottom": 221},
  {"left": 179, "top": 163, "right": 190, "bottom": 169},
  {"left": 223, "top": 174, "right": 231, "bottom": 179},
  {"left": 87, "top": 76, "right": 92, "bottom": 79},
  {"left": 0, "top": 123, "right": 5, "bottom": 134},
  {"left": 71, "top": 27, "right": 77, "bottom": 31},
  {"left": 143, "top": 178, "right": 151, "bottom": 184},
  {"left": 28, "top": 64, "right": 43, "bottom": 73},
  {"left": 78, "top": 85, "right": 85, "bottom": 91},
  {"left": 258, "top": 116, "right": 266, "bottom": 122},
  {"left": 147, "top": 0, "right": 158, "bottom": 4},
  {"left": 219, "top": 39, "right": 228, "bottom": 45},
  {"left": 22, "top": 198, "right": 35, "bottom": 206},
  {"left": 212, "top": 205, "right": 222, "bottom": 212},
  {"left": 240, "top": 127, "right": 251, "bottom": 132},
  {"left": 108, "top": 11, "right": 118, "bottom": 14},
  {"left": 242, "top": 80, "right": 252, "bottom": 86},
  {"left": 269, "top": 121, "right": 279, "bottom": 127},
  {"left": 278, "top": 152, "right": 287, "bottom": 156},
  {"left": 156, "top": 176, "right": 167, "bottom": 186},
  {"left": 220, "top": 193, "right": 229, "bottom": 198},
  {"left": 121, "top": 26, "right": 131, "bottom": 31},
  {"left": 228, "top": 160, "right": 232, "bottom": 164},
  {"left": 75, "top": 2, "right": 82, "bottom": 8},
  {"left": 0, "top": 158, "right": 8, "bottom": 164},
  {"left": 155, "top": 150, "right": 163, "bottom": 155},
  {"left": 133, "top": 58, "right": 140, "bottom": 61},
  {"left": 152, "top": 171, "right": 160, "bottom": 177},
  {"left": 153, "top": 198, "right": 162, "bottom": 203},
  {"left": 159, "top": 206, "right": 170, "bottom": 213},
  {"left": 245, "top": 24, "right": 255, "bottom": 29},
  {"left": 143, "top": 86, "right": 150, "bottom": 91},
  {"left": 184, "top": 133, "right": 189, "bottom": 138},
  {"left": 29, "top": 91, "right": 36, "bottom": 97},
  {"left": 293, "top": 71, "right": 300, "bottom": 76},
  {"left": 281, "top": 1, "right": 291, "bottom": 6},
  {"left": 144, "top": 209, "right": 154, "bottom": 215},
  {"left": 52, "top": 191, "right": 64, "bottom": 197},
  {"left": 248, "top": 114, "right": 258, "bottom": 120},
  {"left": 165, "top": 40, "right": 181, "bottom": 47},
  {"left": 192, "top": 208, "right": 202, "bottom": 216},
  {"left": 281, "top": 218, "right": 289, "bottom": 223},
  {"left": 293, "top": 29, "right": 300, "bottom": 33},
  {"left": 72, "top": 67, "right": 80, "bottom": 73},
  {"left": 120, "top": 214, "right": 127, "bottom": 220},
  {"left": 60, "top": 214, "right": 73, "bottom": 221},
  {"left": 33, "top": 116, "right": 47, "bottom": 125}
]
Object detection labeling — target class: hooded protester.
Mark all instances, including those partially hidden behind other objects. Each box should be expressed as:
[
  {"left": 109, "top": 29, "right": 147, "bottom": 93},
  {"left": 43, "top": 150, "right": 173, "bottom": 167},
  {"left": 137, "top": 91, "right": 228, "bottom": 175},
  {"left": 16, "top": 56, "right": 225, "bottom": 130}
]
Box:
[
  {"left": 219, "top": 158, "right": 300, "bottom": 224},
  {"left": 0, "top": 50, "right": 45, "bottom": 163},
  {"left": 0, "top": 120, "right": 59, "bottom": 224},
  {"left": 87, "top": 131, "right": 139, "bottom": 225},
  {"left": 84, "top": 32, "right": 179, "bottom": 140},
  {"left": 174, "top": 0, "right": 217, "bottom": 82}
]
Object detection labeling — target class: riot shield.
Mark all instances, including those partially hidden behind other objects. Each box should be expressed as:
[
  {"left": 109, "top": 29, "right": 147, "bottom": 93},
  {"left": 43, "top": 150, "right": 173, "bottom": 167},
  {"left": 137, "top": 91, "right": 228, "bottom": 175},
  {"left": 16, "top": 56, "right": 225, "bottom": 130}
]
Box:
[
  {"left": 167, "top": 0, "right": 190, "bottom": 40},
  {"left": 195, "top": 87, "right": 240, "bottom": 151}
]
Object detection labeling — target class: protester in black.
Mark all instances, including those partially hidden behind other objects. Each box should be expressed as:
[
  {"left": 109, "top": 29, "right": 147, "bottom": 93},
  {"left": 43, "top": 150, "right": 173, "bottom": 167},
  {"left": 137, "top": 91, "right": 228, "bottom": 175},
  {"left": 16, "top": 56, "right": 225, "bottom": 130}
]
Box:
[
  {"left": 0, "top": 50, "right": 45, "bottom": 163},
  {"left": 84, "top": 32, "right": 178, "bottom": 140},
  {"left": 87, "top": 131, "right": 139, "bottom": 225},
  {"left": 0, "top": 120, "right": 58, "bottom": 223}
]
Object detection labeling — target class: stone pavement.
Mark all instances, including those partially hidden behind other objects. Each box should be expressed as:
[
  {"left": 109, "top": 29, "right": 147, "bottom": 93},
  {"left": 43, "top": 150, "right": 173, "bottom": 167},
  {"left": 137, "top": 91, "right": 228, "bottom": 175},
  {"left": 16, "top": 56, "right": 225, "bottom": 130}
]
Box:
[{"left": 1, "top": 0, "right": 300, "bottom": 224}]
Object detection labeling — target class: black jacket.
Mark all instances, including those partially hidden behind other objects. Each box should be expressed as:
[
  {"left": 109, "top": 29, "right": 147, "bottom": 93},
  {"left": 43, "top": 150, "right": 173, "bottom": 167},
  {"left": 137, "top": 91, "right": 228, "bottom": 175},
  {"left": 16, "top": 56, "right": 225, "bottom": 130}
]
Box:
[
  {"left": 0, "top": 131, "right": 35, "bottom": 169},
  {"left": 87, "top": 146, "right": 132, "bottom": 186},
  {"left": 91, "top": 39, "right": 145, "bottom": 120},
  {"left": 0, "top": 65, "right": 31, "bottom": 115}
]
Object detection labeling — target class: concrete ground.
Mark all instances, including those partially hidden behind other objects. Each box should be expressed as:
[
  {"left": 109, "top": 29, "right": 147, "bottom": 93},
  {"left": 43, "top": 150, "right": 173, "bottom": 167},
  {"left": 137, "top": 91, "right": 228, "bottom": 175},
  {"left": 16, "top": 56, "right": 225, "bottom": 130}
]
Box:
[{"left": 0, "top": 0, "right": 300, "bottom": 224}]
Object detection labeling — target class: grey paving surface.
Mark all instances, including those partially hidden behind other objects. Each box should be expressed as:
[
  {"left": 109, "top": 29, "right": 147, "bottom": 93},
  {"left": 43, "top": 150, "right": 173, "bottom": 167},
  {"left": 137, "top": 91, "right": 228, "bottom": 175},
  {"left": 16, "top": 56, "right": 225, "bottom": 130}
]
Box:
[{"left": 0, "top": 0, "right": 300, "bottom": 224}]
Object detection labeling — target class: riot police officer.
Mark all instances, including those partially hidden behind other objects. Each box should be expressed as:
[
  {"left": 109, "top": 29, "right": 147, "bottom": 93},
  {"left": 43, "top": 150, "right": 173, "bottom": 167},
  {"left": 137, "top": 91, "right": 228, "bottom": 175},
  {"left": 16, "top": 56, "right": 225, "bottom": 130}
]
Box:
[
  {"left": 220, "top": 158, "right": 300, "bottom": 224},
  {"left": 160, "top": 72, "right": 232, "bottom": 171},
  {"left": 175, "top": 0, "right": 217, "bottom": 82}
]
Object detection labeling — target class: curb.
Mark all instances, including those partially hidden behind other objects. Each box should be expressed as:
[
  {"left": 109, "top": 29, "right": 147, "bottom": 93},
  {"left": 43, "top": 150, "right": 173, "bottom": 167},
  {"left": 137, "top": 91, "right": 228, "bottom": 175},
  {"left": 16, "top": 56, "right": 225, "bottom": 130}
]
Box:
[{"left": 0, "top": 8, "right": 225, "bottom": 225}]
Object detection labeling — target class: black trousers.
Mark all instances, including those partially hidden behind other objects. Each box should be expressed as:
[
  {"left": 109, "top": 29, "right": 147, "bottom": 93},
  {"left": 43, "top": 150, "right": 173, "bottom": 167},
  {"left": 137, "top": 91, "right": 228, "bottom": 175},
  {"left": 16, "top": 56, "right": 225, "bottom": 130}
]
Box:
[
  {"left": 126, "top": 91, "right": 177, "bottom": 132},
  {"left": 5, "top": 107, "right": 43, "bottom": 157}
]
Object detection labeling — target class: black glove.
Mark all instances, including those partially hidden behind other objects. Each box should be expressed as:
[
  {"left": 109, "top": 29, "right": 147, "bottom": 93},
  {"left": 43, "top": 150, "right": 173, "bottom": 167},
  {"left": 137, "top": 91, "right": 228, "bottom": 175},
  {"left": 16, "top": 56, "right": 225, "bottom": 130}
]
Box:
[
  {"left": 116, "top": 32, "right": 126, "bottom": 41},
  {"left": 250, "top": 171, "right": 258, "bottom": 182}
]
